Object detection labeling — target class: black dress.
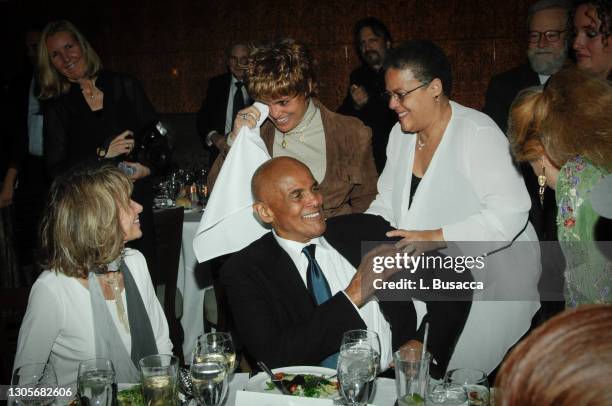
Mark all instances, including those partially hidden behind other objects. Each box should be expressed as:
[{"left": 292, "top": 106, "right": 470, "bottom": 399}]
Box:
[{"left": 43, "top": 70, "right": 159, "bottom": 281}]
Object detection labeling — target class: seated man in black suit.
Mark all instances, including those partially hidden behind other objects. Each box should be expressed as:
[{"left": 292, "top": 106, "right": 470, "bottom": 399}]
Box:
[
  {"left": 220, "top": 157, "right": 471, "bottom": 377},
  {"left": 197, "top": 42, "right": 251, "bottom": 167}
]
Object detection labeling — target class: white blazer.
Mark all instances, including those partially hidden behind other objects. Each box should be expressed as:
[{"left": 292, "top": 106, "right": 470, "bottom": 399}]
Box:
[{"left": 367, "top": 101, "right": 541, "bottom": 373}]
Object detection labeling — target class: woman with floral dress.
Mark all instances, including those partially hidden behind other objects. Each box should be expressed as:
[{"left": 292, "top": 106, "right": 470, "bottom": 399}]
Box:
[{"left": 508, "top": 67, "right": 612, "bottom": 306}]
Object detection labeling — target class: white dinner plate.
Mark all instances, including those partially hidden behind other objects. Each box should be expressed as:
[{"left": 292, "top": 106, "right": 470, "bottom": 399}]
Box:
[{"left": 244, "top": 366, "right": 337, "bottom": 397}]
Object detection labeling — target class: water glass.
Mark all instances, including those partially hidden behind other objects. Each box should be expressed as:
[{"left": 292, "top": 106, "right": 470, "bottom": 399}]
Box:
[
  {"left": 341, "top": 330, "right": 382, "bottom": 375},
  {"left": 11, "top": 363, "right": 57, "bottom": 405},
  {"left": 337, "top": 343, "right": 376, "bottom": 406},
  {"left": 77, "top": 358, "right": 116, "bottom": 406},
  {"left": 427, "top": 383, "right": 469, "bottom": 406},
  {"left": 139, "top": 354, "right": 179, "bottom": 406},
  {"left": 194, "top": 332, "right": 236, "bottom": 372},
  {"left": 445, "top": 368, "right": 490, "bottom": 406},
  {"left": 394, "top": 348, "right": 431, "bottom": 406}
]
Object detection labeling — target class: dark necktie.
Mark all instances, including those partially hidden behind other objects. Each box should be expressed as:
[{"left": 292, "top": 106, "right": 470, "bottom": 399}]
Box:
[
  {"left": 231, "top": 81, "right": 245, "bottom": 128},
  {"left": 302, "top": 244, "right": 332, "bottom": 305},
  {"left": 302, "top": 244, "right": 338, "bottom": 368}
]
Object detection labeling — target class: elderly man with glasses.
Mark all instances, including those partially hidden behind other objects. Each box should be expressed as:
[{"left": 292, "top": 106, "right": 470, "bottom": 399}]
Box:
[{"left": 483, "top": 0, "right": 572, "bottom": 325}]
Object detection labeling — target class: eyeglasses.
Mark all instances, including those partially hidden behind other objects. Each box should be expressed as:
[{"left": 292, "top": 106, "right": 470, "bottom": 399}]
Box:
[
  {"left": 527, "top": 30, "right": 567, "bottom": 43},
  {"left": 383, "top": 82, "right": 430, "bottom": 103}
]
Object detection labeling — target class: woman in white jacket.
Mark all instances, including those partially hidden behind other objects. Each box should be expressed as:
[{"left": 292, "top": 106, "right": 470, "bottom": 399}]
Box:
[
  {"left": 14, "top": 164, "right": 172, "bottom": 389},
  {"left": 367, "top": 40, "right": 541, "bottom": 374}
]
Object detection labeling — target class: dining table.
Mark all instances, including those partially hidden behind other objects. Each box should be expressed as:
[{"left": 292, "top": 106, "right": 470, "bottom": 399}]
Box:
[{"left": 176, "top": 209, "right": 208, "bottom": 361}]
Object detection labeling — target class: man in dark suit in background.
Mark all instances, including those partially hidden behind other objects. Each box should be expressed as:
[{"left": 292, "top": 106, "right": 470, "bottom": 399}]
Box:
[
  {"left": 196, "top": 42, "right": 251, "bottom": 167},
  {"left": 483, "top": 0, "right": 571, "bottom": 321},
  {"left": 338, "top": 17, "right": 397, "bottom": 174},
  {"left": 220, "top": 157, "right": 471, "bottom": 376}
]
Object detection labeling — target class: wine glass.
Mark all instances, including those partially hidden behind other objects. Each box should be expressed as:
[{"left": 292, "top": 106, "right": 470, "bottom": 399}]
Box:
[
  {"left": 191, "top": 333, "right": 234, "bottom": 406},
  {"left": 341, "top": 330, "right": 382, "bottom": 375},
  {"left": 194, "top": 332, "right": 236, "bottom": 372},
  {"left": 77, "top": 358, "right": 117, "bottom": 406},
  {"left": 11, "top": 363, "right": 57, "bottom": 405},
  {"left": 445, "top": 368, "right": 490, "bottom": 406},
  {"left": 337, "top": 343, "right": 376, "bottom": 406}
]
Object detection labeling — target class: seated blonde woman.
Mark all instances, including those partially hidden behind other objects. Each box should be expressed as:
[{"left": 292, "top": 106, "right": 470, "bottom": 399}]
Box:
[
  {"left": 495, "top": 304, "right": 612, "bottom": 405},
  {"left": 13, "top": 164, "right": 172, "bottom": 388},
  {"left": 508, "top": 66, "right": 612, "bottom": 307}
]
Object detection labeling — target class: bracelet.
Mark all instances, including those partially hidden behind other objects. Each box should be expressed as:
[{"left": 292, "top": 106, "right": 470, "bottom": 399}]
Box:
[{"left": 96, "top": 148, "right": 107, "bottom": 160}]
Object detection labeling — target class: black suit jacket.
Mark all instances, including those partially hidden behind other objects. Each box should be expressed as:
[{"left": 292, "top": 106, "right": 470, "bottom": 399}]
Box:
[
  {"left": 483, "top": 63, "right": 540, "bottom": 134},
  {"left": 221, "top": 214, "right": 470, "bottom": 377},
  {"left": 196, "top": 73, "right": 251, "bottom": 166}
]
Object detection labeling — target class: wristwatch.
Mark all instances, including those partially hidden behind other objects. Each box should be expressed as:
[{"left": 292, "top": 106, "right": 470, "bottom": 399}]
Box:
[{"left": 97, "top": 148, "right": 107, "bottom": 159}]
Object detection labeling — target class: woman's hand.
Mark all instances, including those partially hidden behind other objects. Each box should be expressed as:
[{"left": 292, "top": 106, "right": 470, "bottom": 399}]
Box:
[
  {"left": 386, "top": 229, "right": 446, "bottom": 255},
  {"left": 105, "top": 130, "right": 135, "bottom": 158},
  {"left": 228, "top": 106, "right": 261, "bottom": 143},
  {"left": 122, "top": 161, "right": 150, "bottom": 180}
]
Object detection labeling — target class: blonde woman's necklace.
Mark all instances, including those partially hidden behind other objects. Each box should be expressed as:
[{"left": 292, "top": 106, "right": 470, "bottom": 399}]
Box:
[
  {"left": 101, "top": 265, "right": 130, "bottom": 333},
  {"left": 80, "top": 78, "right": 99, "bottom": 101}
]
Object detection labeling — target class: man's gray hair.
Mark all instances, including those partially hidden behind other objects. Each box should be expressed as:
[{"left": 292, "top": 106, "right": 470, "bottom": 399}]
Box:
[{"left": 527, "top": 0, "right": 571, "bottom": 24}]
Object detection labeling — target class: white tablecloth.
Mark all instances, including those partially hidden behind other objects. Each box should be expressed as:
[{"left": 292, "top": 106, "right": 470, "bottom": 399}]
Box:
[{"left": 177, "top": 210, "right": 206, "bottom": 361}]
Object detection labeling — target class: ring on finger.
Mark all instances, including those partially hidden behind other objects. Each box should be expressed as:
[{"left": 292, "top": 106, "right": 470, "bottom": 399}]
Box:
[{"left": 241, "top": 113, "right": 249, "bottom": 120}]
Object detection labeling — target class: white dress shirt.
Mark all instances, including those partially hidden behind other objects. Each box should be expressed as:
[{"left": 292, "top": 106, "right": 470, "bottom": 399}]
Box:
[{"left": 273, "top": 231, "right": 393, "bottom": 370}]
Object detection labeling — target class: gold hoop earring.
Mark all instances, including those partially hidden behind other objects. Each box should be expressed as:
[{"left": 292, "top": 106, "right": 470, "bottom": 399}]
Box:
[
  {"left": 538, "top": 166, "right": 547, "bottom": 206},
  {"left": 434, "top": 95, "right": 440, "bottom": 103}
]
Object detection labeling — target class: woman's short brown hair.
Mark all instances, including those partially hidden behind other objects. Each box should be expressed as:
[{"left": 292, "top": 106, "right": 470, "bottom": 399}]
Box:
[
  {"left": 38, "top": 20, "right": 102, "bottom": 100},
  {"left": 495, "top": 304, "right": 612, "bottom": 405},
  {"left": 508, "top": 66, "right": 612, "bottom": 170},
  {"left": 40, "top": 164, "right": 133, "bottom": 278},
  {"left": 245, "top": 38, "right": 318, "bottom": 101}
]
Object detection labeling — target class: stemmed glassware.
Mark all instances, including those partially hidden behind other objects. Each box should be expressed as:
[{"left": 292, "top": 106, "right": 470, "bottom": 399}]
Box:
[
  {"left": 337, "top": 342, "right": 377, "bottom": 406},
  {"left": 77, "top": 358, "right": 117, "bottom": 406},
  {"left": 445, "top": 368, "right": 490, "bottom": 406},
  {"left": 190, "top": 332, "right": 235, "bottom": 406},
  {"left": 11, "top": 363, "right": 57, "bottom": 406},
  {"left": 341, "top": 330, "right": 382, "bottom": 375}
]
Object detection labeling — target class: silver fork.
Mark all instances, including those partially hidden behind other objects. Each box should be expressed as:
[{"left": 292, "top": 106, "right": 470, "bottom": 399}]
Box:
[{"left": 257, "top": 361, "right": 291, "bottom": 395}]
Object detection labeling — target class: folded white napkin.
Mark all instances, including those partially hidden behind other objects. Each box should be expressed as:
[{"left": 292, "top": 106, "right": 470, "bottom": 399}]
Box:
[{"left": 193, "top": 103, "right": 271, "bottom": 263}]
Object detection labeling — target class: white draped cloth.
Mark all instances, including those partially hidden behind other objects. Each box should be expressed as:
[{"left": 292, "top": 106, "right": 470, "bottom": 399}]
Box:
[
  {"left": 367, "top": 101, "right": 541, "bottom": 374},
  {"left": 193, "top": 103, "right": 270, "bottom": 263}
]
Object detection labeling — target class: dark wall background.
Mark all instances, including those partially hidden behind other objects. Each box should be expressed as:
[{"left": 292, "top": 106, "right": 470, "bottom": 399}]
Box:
[{"left": 1, "top": 0, "right": 532, "bottom": 113}]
